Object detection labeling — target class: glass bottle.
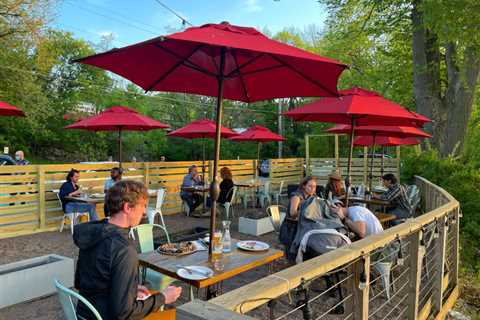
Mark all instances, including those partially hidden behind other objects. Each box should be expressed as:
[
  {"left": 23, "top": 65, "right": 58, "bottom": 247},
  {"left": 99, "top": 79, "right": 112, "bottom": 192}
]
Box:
[{"left": 222, "top": 220, "right": 231, "bottom": 253}]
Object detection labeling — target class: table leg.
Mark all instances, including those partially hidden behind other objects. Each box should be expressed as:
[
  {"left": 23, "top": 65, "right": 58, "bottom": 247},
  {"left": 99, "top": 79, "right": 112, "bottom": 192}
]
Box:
[
  {"left": 189, "top": 286, "right": 194, "bottom": 301},
  {"left": 206, "top": 284, "right": 220, "bottom": 299}
]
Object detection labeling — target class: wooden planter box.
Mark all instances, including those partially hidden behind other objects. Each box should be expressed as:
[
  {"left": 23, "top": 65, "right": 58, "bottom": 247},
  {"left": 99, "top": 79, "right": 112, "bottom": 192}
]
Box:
[
  {"left": 0, "top": 254, "right": 74, "bottom": 308},
  {"left": 238, "top": 213, "right": 285, "bottom": 236}
]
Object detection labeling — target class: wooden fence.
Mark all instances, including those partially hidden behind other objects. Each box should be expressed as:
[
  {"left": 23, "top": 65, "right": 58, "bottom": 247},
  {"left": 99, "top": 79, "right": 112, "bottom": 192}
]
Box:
[
  {"left": 308, "top": 157, "right": 399, "bottom": 185},
  {"left": 209, "top": 175, "right": 460, "bottom": 320}
]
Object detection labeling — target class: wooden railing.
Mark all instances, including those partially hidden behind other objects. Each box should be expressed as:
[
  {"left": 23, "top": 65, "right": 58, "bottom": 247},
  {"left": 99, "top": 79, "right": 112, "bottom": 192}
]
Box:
[{"left": 209, "top": 176, "right": 460, "bottom": 320}]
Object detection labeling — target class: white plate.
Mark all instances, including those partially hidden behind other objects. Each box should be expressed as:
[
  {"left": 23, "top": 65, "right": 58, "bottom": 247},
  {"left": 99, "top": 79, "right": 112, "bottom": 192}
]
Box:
[
  {"left": 236, "top": 240, "right": 270, "bottom": 252},
  {"left": 176, "top": 266, "right": 214, "bottom": 280}
]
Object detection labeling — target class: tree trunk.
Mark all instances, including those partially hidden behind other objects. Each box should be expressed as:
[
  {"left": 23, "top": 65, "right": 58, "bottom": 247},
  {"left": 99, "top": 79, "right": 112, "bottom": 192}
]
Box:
[{"left": 411, "top": 0, "right": 480, "bottom": 156}]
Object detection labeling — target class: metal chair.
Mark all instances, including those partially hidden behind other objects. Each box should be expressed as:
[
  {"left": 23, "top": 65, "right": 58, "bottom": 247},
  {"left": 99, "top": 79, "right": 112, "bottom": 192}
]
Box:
[
  {"left": 54, "top": 278, "right": 102, "bottom": 320},
  {"left": 257, "top": 180, "right": 271, "bottom": 208},
  {"left": 271, "top": 181, "right": 288, "bottom": 205},
  {"left": 130, "top": 224, "right": 173, "bottom": 291},
  {"left": 406, "top": 184, "right": 421, "bottom": 216},
  {"left": 146, "top": 188, "right": 167, "bottom": 225},
  {"left": 53, "top": 189, "right": 89, "bottom": 235},
  {"left": 218, "top": 186, "right": 237, "bottom": 220},
  {"left": 266, "top": 205, "right": 287, "bottom": 234}
]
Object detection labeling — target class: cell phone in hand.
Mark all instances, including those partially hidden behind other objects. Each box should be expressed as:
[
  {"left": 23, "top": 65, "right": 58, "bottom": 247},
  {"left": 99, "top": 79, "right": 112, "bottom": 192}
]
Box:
[{"left": 136, "top": 291, "right": 152, "bottom": 301}]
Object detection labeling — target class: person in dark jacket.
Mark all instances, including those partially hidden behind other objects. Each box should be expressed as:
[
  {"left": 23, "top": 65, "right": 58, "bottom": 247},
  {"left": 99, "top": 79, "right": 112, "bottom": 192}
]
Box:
[
  {"left": 73, "top": 180, "right": 181, "bottom": 320},
  {"left": 59, "top": 169, "right": 98, "bottom": 220},
  {"left": 218, "top": 167, "right": 234, "bottom": 204}
]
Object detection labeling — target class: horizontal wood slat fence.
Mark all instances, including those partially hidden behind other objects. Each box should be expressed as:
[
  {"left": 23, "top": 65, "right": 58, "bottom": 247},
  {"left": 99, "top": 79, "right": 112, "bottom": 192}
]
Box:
[{"left": 209, "top": 176, "right": 460, "bottom": 320}]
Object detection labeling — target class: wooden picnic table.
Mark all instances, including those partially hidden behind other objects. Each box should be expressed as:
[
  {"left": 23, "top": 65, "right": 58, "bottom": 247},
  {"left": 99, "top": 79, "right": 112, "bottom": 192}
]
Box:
[
  {"left": 138, "top": 239, "right": 283, "bottom": 300},
  {"left": 64, "top": 194, "right": 104, "bottom": 204},
  {"left": 374, "top": 212, "right": 397, "bottom": 228},
  {"left": 348, "top": 196, "right": 390, "bottom": 208},
  {"left": 182, "top": 186, "right": 209, "bottom": 193}
]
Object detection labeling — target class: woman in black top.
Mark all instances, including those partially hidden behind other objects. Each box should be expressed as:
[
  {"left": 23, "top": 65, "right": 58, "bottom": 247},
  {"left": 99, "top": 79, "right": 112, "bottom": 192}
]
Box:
[{"left": 218, "top": 167, "right": 234, "bottom": 204}]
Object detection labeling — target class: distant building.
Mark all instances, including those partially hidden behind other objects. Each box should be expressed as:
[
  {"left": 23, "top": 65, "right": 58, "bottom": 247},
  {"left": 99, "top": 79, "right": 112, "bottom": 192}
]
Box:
[{"left": 75, "top": 102, "right": 97, "bottom": 115}]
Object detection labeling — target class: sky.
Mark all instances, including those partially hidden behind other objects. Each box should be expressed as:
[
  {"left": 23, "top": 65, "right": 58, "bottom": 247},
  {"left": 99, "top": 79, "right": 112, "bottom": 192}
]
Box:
[{"left": 52, "top": 0, "right": 328, "bottom": 47}]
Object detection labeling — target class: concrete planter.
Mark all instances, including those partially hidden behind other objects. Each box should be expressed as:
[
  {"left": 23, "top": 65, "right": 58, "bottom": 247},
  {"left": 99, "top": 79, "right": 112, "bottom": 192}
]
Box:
[
  {"left": 0, "top": 254, "right": 74, "bottom": 309},
  {"left": 238, "top": 213, "right": 285, "bottom": 236}
]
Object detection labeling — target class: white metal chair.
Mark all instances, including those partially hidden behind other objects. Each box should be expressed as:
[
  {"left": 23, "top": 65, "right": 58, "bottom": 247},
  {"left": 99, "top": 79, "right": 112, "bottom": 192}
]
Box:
[
  {"left": 257, "top": 181, "right": 271, "bottom": 208},
  {"left": 54, "top": 279, "right": 102, "bottom": 320},
  {"left": 266, "top": 205, "right": 287, "bottom": 234},
  {"left": 219, "top": 187, "right": 237, "bottom": 220},
  {"left": 130, "top": 224, "right": 173, "bottom": 290},
  {"left": 271, "top": 181, "right": 287, "bottom": 205},
  {"left": 54, "top": 189, "right": 89, "bottom": 235},
  {"left": 146, "top": 189, "right": 167, "bottom": 225}
]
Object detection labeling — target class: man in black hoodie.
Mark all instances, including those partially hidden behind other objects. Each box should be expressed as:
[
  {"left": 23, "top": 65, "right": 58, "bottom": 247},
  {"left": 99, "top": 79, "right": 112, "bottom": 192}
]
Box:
[{"left": 73, "top": 180, "right": 181, "bottom": 319}]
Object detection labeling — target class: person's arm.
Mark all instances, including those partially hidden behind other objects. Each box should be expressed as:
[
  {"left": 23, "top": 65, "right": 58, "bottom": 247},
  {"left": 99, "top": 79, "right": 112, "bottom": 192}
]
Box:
[
  {"left": 344, "top": 219, "right": 366, "bottom": 238},
  {"left": 110, "top": 244, "right": 165, "bottom": 320},
  {"left": 380, "top": 186, "right": 400, "bottom": 202},
  {"left": 289, "top": 195, "right": 301, "bottom": 219}
]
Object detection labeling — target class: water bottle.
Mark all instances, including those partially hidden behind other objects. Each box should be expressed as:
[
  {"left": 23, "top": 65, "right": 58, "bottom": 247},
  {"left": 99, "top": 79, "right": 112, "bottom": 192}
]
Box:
[{"left": 222, "top": 220, "right": 231, "bottom": 253}]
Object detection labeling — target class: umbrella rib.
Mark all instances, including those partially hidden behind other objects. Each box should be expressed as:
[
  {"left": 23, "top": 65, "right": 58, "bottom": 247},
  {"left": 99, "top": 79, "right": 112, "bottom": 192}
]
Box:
[
  {"left": 239, "top": 64, "right": 285, "bottom": 76},
  {"left": 231, "top": 48, "right": 250, "bottom": 102},
  {"left": 269, "top": 54, "right": 339, "bottom": 97},
  {"left": 153, "top": 43, "right": 217, "bottom": 78},
  {"left": 224, "top": 52, "right": 265, "bottom": 78}
]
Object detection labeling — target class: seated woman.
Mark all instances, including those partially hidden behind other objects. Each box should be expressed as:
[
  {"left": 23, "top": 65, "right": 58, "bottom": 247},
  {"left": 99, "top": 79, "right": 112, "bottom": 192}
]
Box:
[
  {"left": 324, "top": 170, "right": 346, "bottom": 200},
  {"left": 218, "top": 167, "right": 234, "bottom": 204},
  {"left": 279, "top": 176, "right": 317, "bottom": 261},
  {"left": 59, "top": 169, "right": 98, "bottom": 221},
  {"left": 207, "top": 167, "right": 234, "bottom": 207}
]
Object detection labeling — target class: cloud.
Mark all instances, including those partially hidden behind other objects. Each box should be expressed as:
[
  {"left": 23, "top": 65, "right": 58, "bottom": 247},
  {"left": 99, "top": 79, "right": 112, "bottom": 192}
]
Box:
[
  {"left": 243, "top": 0, "right": 262, "bottom": 13},
  {"left": 97, "top": 31, "right": 117, "bottom": 38}
]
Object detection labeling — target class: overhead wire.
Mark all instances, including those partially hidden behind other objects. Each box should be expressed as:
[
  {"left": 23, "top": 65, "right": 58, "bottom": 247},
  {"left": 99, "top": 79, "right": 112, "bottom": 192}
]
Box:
[{"left": 152, "top": 0, "right": 193, "bottom": 27}]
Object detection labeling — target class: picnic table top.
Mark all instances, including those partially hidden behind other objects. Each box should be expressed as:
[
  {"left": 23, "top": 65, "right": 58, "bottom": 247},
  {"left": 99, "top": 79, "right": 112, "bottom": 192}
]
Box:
[{"left": 138, "top": 239, "right": 283, "bottom": 289}]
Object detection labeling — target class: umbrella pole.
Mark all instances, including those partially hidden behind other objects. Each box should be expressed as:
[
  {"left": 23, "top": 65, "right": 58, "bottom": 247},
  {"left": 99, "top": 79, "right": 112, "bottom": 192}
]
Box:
[
  {"left": 209, "top": 47, "right": 226, "bottom": 257},
  {"left": 381, "top": 146, "right": 385, "bottom": 176},
  {"left": 345, "top": 118, "right": 356, "bottom": 207},
  {"left": 118, "top": 128, "right": 122, "bottom": 168},
  {"left": 257, "top": 142, "right": 261, "bottom": 164},
  {"left": 202, "top": 138, "right": 206, "bottom": 211},
  {"left": 369, "top": 133, "right": 376, "bottom": 191}
]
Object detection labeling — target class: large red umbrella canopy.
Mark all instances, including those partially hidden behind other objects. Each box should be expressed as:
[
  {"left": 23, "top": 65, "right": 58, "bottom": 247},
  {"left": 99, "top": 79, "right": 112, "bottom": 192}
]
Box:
[
  {"left": 0, "top": 101, "right": 25, "bottom": 117},
  {"left": 354, "top": 136, "right": 420, "bottom": 147},
  {"left": 229, "top": 125, "right": 285, "bottom": 161},
  {"left": 75, "top": 22, "right": 347, "bottom": 102},
  {"left": 167, "top": 118, "right": 237, "bottom": 139},
  {"left": 65, "top": 106, "right": 170, "bottom": 131},
  {"left": 229, "top": 125, "right": 284, "bottom": 142},
  {"left": 65, "top": 106, "right": 170, "bottom": 164},
  {"left": 326, "top": 124, "right": 432, "bottom": 138},
  {"left": 284, "top": 87, "right": 431, "bottom": 127},
  {"left": 75, "top": 22, "right": 347, "bottom": 255}
]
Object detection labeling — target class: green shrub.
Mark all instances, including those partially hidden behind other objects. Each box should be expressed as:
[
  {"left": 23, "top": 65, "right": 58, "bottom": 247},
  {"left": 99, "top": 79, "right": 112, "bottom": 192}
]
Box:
[{"left": 401, "top": 150, "right": 480, "bottom": 275}]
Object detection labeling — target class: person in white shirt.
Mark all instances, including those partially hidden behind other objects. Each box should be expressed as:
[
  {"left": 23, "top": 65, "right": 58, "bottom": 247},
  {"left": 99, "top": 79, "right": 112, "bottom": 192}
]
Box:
[{"left": 331, "top": 204, "right": 383, "bottom": 238}]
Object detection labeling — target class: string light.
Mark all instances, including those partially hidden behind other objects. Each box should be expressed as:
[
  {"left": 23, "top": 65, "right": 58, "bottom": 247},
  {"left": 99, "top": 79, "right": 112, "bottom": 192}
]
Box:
[
  {"left": 433, "top": 219, "right": 439, "bottom": 239},
  {"left": 358, "top": 257, "right": 367, "bottom": 290},
  {"left": 397, "top": 236, "right": 404, "bottom": 266}
]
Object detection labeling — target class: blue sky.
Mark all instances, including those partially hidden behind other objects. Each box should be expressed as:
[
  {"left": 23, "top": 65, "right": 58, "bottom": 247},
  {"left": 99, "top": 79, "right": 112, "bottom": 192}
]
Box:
[{"left": 53, "top": 0, "right": 327, "bottom": 47}]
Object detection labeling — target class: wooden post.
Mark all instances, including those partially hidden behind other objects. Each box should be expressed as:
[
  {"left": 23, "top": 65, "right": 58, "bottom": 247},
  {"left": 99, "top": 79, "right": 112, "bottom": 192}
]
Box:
[
  {"left": 353, "top": 255, "right": 370, "bottom": 319},
  {"left": 305, "top": 134, "right": 310, "bottom": 176},
  {"left": 144, "top": 162, "right": 150, "bottom": 188},
  {"left": 334, "top": 134, "right": 339, "bottom": 169},
  {"left": 407, "top": 230, "right": 423, "bottom": 319},
  {"left": 451, "top": 208, "right": 460, "bottom": 289},
  {"left": 432, "top": 215, "right": 447, "bottom": 314},
  {"left": 38, "top": 165, "right": 46, "bottom": 229},
  {"left": 253, "top": 159, "right": 258, "bottom": 180},
  {"left": 363, "top": 146, "right": 368, "bottom": 186},
  {"left": 396, "top": 146, "right": 401, "bottom": 182}
]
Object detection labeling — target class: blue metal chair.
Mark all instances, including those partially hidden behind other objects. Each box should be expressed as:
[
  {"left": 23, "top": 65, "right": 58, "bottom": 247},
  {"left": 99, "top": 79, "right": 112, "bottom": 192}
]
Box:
[
  {"left": 54, "top": 279, "right": 102, "bottom": 320},
  {"left": 130, "top": 224, "right": 174, "bottom": 291}
]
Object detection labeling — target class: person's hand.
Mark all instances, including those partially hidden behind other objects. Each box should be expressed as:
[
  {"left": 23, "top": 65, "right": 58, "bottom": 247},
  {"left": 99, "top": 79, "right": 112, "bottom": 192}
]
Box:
[
  {"left": 161, "top": 286, "right": 182, "bottom": 304},
  {"left": 136, "top": 285, "right": 151, "bottom": 300}
]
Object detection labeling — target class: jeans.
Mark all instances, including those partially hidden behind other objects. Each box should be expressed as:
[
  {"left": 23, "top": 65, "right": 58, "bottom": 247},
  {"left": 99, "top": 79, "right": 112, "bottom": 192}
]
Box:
[
  {"left": 65, "top": 202, "right": 98, "bottom": 221},
  {"left": 180, "top": 193, "right": 202, "bottom": 213}
]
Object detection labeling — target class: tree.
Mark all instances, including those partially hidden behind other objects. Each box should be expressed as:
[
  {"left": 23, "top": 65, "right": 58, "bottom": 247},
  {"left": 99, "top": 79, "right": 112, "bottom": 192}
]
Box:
[{"left": 319, "top": 0, "right": 480, "bottom": 156}]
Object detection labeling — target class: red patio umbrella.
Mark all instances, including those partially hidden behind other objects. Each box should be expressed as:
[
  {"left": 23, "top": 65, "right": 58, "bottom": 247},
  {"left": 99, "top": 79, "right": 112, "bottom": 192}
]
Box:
[
  {"left": 327, "top": 124, "right": 431, "bottom": 190},
  {"left": 285, "top": 87, "right": 432, "bottom": 205},
  {"left": 355, "top": 136, "right": 421, "bottom": 179},
  {"left": 229, "top": 125, "right": 285, "bottom": 161},
  {"left": 65, "top": 106, "right": 170, "bottom": 164},
  {"left": 0, "top": 101, "right": 25, "bottom": 117},
  {"left": 75, "top": 22, "right": 347, "bottom": 255},
  {"left": 167, "top": 118, "right": 238, "bottom": 177}
]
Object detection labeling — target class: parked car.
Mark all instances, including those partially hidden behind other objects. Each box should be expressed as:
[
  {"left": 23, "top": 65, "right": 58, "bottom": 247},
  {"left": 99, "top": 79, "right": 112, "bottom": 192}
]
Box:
[{"left": 355, "top": 153, "right": 392, "bottom": 159}]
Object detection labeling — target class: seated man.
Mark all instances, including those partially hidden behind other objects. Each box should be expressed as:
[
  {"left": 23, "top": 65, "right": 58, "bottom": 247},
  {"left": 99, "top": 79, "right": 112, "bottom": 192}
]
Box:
[
  {"left": 15, "top": 150, "right": 29, "bottom": 165},
  {"left": 331, "top": 203, "right": 383, "bottom": 238},
  {"left": 374, "top": 173, "right": 412, "bottom": 220},
  {"left": 104, "top": 167, "right": 123, "bottom": 216},
  {"left": 73, "top": 180, "right": 182, "bottom": 319},
  {"left": 59, "top": 169, "right": 98, "bottom": 221},
  {"left": 180, "top": 165, "right": 204, "bottom": 214}
]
